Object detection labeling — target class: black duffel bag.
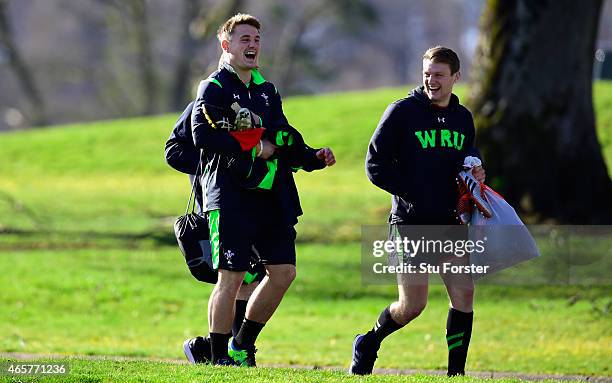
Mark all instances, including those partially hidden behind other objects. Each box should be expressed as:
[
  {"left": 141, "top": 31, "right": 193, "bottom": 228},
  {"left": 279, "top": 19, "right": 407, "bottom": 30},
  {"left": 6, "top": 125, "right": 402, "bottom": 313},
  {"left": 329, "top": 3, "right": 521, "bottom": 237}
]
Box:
[{"left": 174, "top": 170, "right": 218, "bottom": 284}]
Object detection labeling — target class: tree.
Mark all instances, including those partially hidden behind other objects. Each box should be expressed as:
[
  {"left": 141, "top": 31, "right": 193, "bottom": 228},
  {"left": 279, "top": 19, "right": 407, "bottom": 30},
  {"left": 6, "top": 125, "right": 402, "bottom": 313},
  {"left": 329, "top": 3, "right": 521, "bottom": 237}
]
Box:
[
  {"left": 64, "top": 0, "right": 139, "bottom": 118},
  {"left": 268, "top": 0, "right": 378, "bottom": 94},
  {"left": 96, "top": 0, "right": 158, "bottom": 115},
  {"left": 170, "top": 0, "right": 244, "bottom": 110},
  {"left": 469, "top": 0, "right": 612, "bottom": 223},
  {"left": 0, "top": 0, "right": 47, "bottom": 126},
  {"left": 130, "top": 0, "right": 157, "bottom": 115}
]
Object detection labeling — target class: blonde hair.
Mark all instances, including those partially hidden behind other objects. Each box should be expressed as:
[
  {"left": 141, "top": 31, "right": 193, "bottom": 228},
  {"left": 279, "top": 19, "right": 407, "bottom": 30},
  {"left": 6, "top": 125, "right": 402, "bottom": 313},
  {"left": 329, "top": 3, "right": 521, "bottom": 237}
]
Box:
[{"left": 217, "top": 13, "right": 261, "bottom": 42}]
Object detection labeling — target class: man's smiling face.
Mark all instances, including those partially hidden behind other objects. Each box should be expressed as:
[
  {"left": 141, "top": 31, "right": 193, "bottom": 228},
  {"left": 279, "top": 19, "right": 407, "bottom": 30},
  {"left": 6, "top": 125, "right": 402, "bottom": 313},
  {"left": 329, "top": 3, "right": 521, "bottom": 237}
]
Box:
[
  {"left": 422, "top": 59, "right": 460, "bottom": 107},
  {"left": 223, "top": 24, "right": 260, "bottom": 71}
]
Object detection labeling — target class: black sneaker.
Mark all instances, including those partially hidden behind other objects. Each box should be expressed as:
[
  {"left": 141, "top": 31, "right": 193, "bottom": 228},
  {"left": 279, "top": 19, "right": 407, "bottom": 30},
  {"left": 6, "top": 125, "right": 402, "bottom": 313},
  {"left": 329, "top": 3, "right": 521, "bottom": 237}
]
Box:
[
  {"left": 183, "top": 336, "right": 211, "bottom": 364},
  {"left": 349, "top": 333, "right": 379, "bottom": 375},
  {"left": 228, "top": 337, "right": 257, "bottom": 367}
]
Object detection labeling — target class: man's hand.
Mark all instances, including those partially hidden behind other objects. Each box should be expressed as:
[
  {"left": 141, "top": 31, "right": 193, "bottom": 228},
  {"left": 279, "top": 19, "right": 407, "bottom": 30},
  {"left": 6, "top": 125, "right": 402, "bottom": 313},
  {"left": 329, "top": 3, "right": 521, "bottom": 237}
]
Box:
[
  {"left": 316, "top": 147, "right": 336, "bottom": 167},
  {"left": 472, "top": 165, "right": 486, "bottom": 183},
  {"left": 258, "top": 139, "right": 277, "bottom": 159}
]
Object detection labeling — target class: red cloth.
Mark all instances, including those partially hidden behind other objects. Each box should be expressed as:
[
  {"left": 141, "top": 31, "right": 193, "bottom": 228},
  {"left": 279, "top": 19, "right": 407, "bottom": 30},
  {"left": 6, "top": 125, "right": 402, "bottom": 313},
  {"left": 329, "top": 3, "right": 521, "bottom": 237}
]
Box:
[{"left": 229, "top": 128, "right": 265, "bottom": 151}]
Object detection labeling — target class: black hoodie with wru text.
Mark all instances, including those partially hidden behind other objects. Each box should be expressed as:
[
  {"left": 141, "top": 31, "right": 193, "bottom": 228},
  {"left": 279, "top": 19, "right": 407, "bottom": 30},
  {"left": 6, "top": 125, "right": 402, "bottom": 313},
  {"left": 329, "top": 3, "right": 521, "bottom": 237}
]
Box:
[{"left": 366, "top": 86, "right": 480, "bottom": 224}]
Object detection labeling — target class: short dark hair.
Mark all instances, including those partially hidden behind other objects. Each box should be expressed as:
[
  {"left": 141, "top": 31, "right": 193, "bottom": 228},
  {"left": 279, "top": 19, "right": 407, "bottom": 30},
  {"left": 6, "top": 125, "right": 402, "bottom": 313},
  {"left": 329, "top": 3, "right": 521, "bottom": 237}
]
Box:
[
  {"left": 217, "top": 13, "right": 261, "bottom": 42},
  {"left": 423, "top": 46, "right": 460, "bottom": 74}
]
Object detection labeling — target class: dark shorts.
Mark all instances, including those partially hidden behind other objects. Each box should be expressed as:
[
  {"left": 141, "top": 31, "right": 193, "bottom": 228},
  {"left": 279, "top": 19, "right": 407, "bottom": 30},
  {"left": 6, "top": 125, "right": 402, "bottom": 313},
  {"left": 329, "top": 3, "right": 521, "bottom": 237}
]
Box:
[
  {"left": 208, "top": 209, "right": 297, "bottom": 272},
  {"left": 186, "top": 239, "right": 265, "bottom": 284}
]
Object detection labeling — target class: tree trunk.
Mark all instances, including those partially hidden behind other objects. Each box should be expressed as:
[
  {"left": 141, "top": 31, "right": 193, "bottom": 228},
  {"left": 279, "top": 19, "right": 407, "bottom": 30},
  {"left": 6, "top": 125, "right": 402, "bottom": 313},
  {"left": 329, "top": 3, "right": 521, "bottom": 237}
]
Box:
[
  {"left": 0, "top": 0, "right": 47, "bottom": 126},
  {"left": 469, "top": 0, "right": 612, "bottom": 224},
  {"left": 271, "top": 12, "right": 315, "bottom": 93},
  {"left": 130, "top": 0, "right": 157, "bottom": 115},
  {"left": 170, "top": 0, "right": 199, "bottom": 110},
  {"left": 170, "top": 0, "right": 244, "bottom": 110}
]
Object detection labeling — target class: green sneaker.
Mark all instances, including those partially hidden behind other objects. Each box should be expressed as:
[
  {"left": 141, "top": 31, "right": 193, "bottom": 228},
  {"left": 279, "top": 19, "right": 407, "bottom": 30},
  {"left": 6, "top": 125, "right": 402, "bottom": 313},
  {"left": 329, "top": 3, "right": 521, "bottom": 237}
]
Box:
[{"left": 228, "top": 338, "right": 257, "bottom": 367}]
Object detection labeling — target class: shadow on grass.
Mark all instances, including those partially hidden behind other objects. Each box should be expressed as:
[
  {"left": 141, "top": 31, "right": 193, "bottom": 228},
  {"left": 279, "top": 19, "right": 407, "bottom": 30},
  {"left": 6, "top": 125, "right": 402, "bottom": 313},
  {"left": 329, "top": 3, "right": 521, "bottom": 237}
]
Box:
[
  {"left": 0, "top": 226, "right": 359, "bottom": 250},
  {"left": 0, "top": 226, "right": 177, "bottom": 249}
]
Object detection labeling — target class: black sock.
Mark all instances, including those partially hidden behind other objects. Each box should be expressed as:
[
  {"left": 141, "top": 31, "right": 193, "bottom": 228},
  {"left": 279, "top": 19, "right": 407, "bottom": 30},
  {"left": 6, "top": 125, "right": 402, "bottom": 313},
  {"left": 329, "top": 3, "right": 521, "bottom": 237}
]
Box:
[
  {"left": 209, "top": 332, "right": 231, "bottom": 363},
  {"left": 232, "top": 300, "right": 248, "bottom": 337},
  {"left": 234, "top": 318, "right": 265, "bottom": 348},
  {"left": 446, "top": 308, "right": 473, "bottom": 376},
  {"left": 369, "top": 306, "right": 403, "bottom": 346}
]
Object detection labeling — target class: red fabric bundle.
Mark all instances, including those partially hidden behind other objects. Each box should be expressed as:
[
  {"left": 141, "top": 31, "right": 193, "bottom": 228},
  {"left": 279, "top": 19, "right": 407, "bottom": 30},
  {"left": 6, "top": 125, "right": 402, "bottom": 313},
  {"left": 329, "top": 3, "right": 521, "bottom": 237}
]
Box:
[{"left": 229, "top": 127, "right": 265, "bottom": 151}]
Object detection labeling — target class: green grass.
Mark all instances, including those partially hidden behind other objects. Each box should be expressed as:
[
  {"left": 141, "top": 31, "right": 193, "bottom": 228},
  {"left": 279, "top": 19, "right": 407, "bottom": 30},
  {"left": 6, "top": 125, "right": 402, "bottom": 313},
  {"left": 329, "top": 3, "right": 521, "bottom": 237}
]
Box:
[
  {"left": 594, "top": 82, "right": 612, "bottom": 169},
  {"left": 1, "top": 83, "right": 611, "bottom": 243},
  {"left": 0, "top": 244, "right": 609, "bottom": 375},
  {"left": 1, "top": 83, "right": 611, "bottom": 380},
  {"left": 0, "top": 86, "right": 413, "bottom": 245},
  {"left": 1, "top": 358, "right": 566, "bottom": 383}
]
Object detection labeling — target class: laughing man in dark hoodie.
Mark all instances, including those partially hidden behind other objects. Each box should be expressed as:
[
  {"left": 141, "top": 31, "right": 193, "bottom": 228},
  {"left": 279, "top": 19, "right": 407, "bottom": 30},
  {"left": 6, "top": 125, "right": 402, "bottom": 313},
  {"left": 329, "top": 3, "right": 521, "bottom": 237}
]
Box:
[{"left": 350, "top": 46, "right": 486, "bottom": 376}]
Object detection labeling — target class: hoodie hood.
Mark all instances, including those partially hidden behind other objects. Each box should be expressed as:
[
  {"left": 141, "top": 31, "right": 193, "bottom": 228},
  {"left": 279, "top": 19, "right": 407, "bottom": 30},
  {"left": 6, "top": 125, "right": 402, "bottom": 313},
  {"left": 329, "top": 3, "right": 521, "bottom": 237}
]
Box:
[{"left": 409, "top": 85, "right": 460, "bottom": 110}]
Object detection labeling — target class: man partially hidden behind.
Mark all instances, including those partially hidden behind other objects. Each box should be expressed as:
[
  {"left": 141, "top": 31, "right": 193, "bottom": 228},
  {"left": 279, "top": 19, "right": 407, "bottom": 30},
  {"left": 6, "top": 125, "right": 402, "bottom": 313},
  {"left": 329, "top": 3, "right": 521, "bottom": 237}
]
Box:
[
  {"left": 350, "top": 46, "right": 486, "bottom": 376},
  {"left": 189, "top": 13, "right": 335, "bottom": 366}
]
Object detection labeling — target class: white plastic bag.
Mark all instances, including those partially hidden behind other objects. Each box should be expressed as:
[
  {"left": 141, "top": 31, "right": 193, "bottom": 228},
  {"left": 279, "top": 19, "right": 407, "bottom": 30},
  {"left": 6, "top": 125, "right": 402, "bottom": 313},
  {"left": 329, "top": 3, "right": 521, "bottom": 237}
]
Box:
[{"left": 469, "top": 185, "right": 540, "bottom": 280}]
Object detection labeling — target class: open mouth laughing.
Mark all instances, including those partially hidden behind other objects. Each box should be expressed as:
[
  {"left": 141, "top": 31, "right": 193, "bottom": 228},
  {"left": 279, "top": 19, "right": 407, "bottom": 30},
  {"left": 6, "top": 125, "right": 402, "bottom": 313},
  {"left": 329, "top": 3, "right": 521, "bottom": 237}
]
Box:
[
  {"left": 427, "top": 85, "right": 441, "bottom": 94},
  {"left": 244, "top": 50, "right": 257, "bottom": 61}
]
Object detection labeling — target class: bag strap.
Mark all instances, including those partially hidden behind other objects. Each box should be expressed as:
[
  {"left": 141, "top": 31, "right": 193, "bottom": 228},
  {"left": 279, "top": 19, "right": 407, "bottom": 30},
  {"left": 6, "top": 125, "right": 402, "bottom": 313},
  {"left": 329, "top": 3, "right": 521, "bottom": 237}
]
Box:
[{"left": 184, "top": 151, "right": 203, "bottom": 215}]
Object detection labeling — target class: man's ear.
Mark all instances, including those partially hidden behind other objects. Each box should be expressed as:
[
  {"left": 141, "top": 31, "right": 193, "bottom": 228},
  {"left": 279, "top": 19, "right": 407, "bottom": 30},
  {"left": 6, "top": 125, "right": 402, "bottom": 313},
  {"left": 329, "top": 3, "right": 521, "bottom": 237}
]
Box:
[
  {"left": 454, "top": 70, "right": 461, "bottom": 83},
  {"left": 221, "top": 39, "right": 230, "bottom": 52}
]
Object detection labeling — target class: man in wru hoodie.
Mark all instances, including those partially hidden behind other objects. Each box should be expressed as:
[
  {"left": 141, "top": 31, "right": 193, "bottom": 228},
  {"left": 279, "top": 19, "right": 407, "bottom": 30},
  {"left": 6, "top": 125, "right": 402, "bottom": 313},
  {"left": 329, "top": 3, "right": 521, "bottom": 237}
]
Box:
[{"left": 350, "top": 46, "right": 485, "bottom": 376}]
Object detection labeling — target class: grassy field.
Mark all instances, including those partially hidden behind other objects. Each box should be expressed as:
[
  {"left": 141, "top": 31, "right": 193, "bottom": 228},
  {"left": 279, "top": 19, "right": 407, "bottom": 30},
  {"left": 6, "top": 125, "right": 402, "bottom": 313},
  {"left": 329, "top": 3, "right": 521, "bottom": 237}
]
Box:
[
  {"left": 1, "top": 84, "right": 611, "bottom": 242},
  {"left": 0, "top": 83, "right": 611, "bottom": 381},
  {"left": 1, "top": 244, "right": 610, "bottom": 375},
  {"left": 1, "top": 358, "right": 565, "bottom": 383}
]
